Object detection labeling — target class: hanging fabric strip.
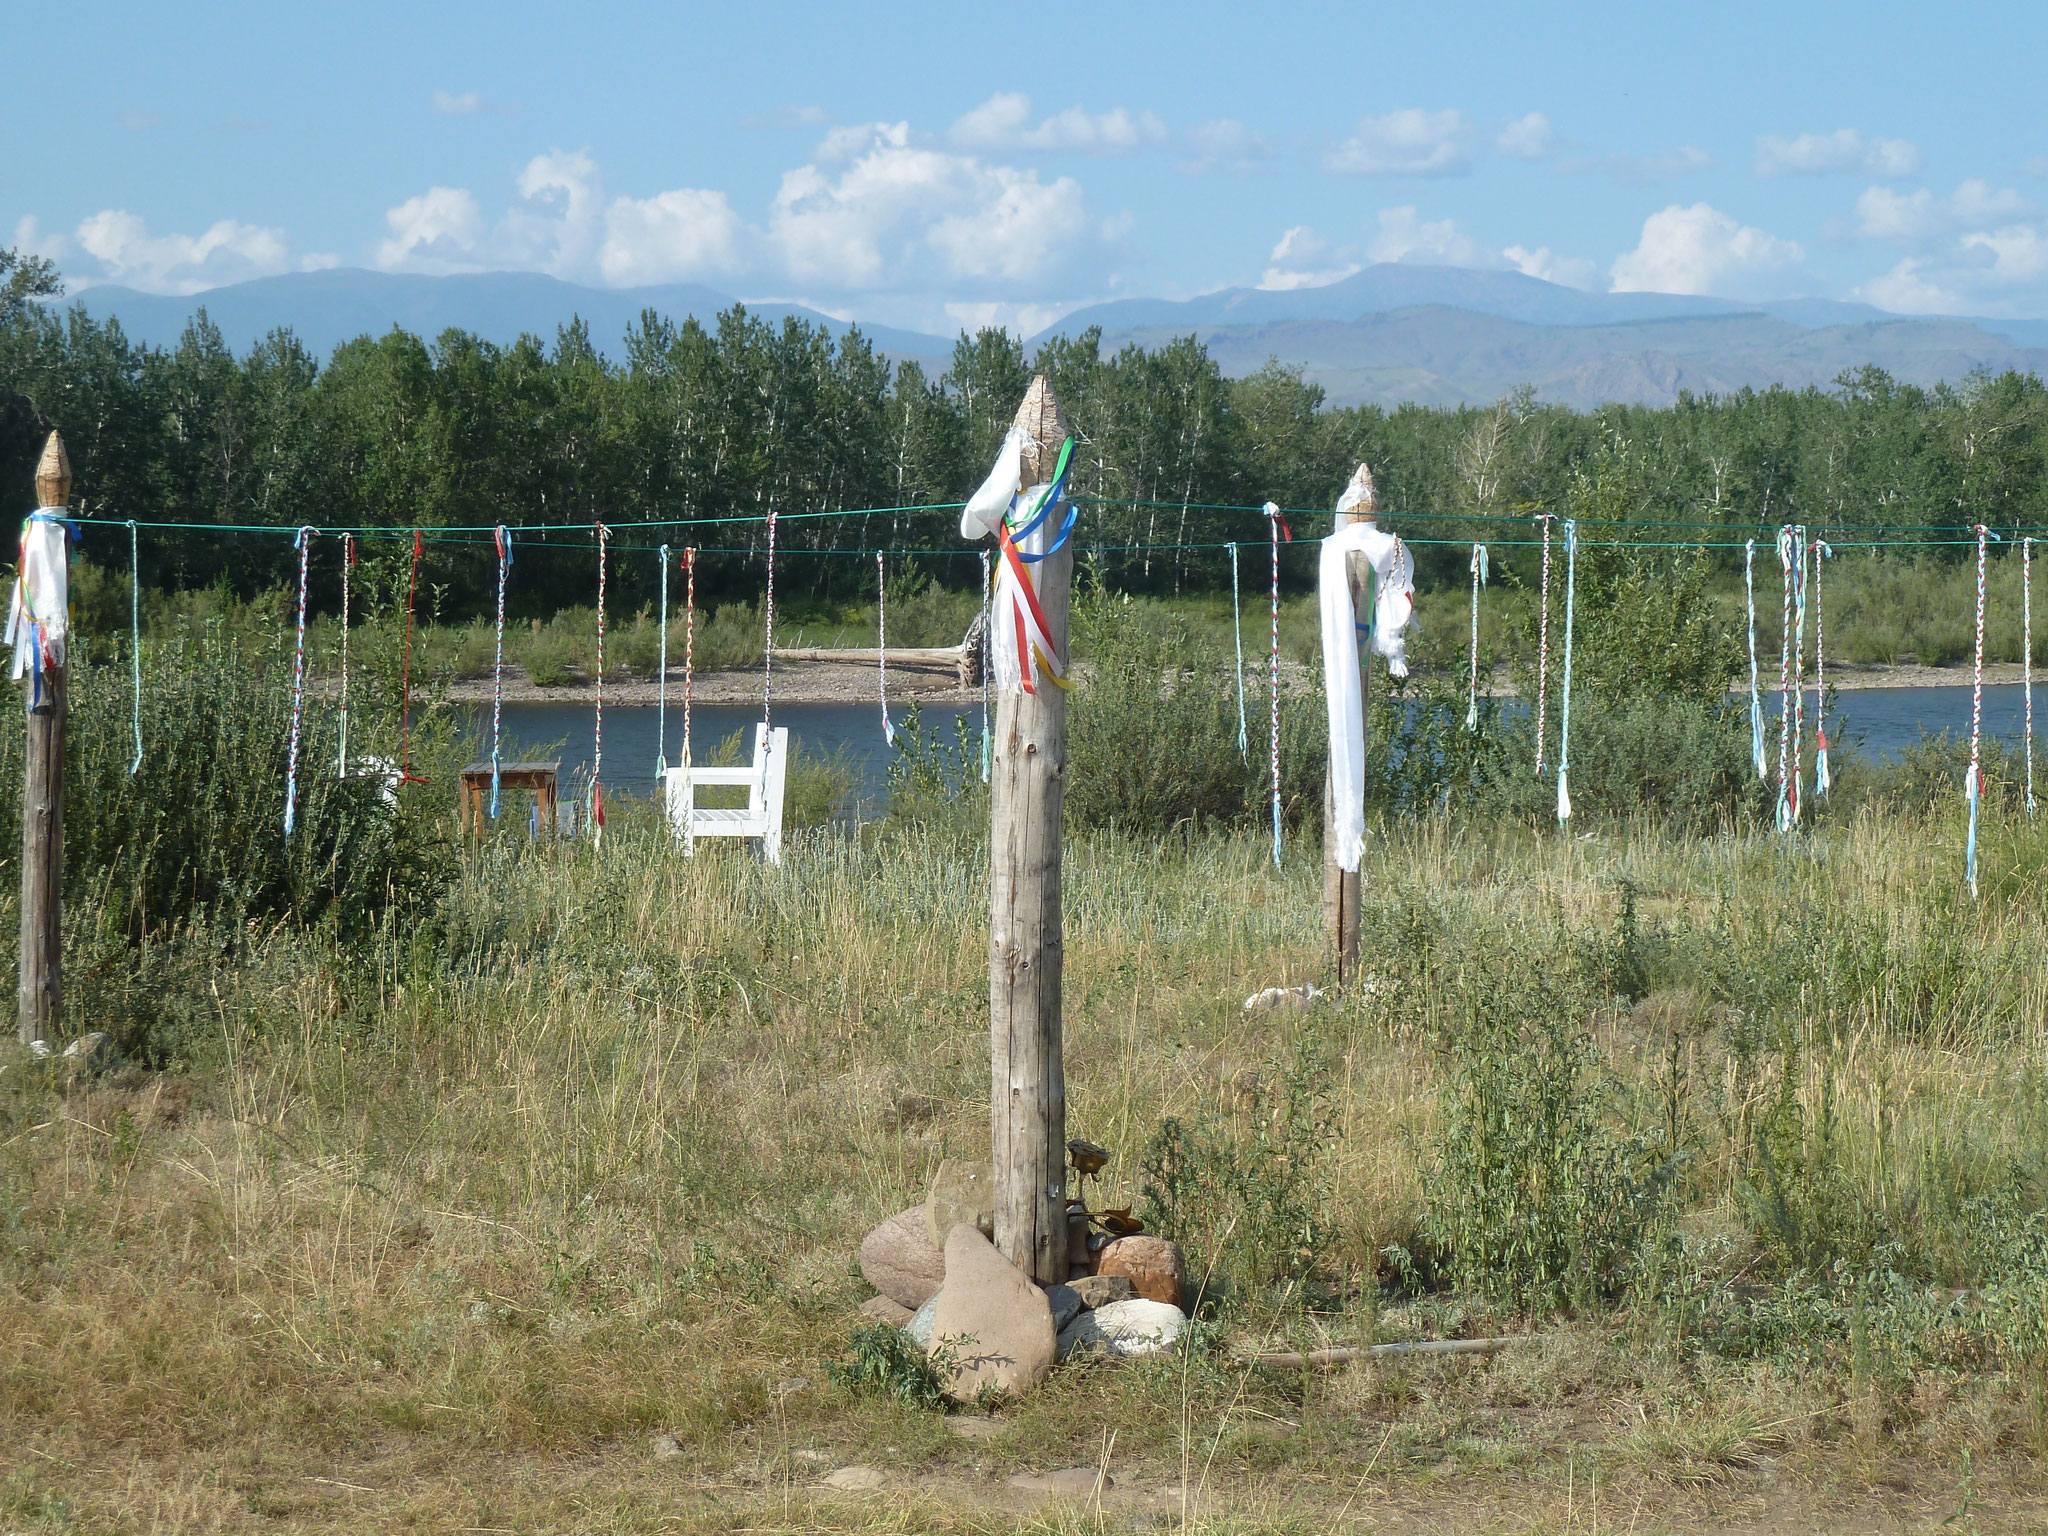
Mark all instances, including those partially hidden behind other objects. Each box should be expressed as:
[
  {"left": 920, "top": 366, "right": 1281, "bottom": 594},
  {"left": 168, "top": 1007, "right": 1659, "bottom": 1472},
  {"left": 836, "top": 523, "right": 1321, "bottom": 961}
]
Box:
[
  {"left": 655, "top": 544, "right": 671, "bottom": 782},
  {"left": 1967, "top": 523, "right": 1989, "bottom": 897},
  {"left": 127, "top": 520, "right": 143, "bottom": 774},
  {"left": 978, "top": 548, "right": 991, "bottom": 783},
  {"left": 1465, "top": 542, "right": 1488, "bottom": 730},
  {"left": 337, "top": 534, "right": 353, "bottom": 775},
  {"left": 1267, "top": 500, "right": 1286, "bottom": 869},
  {"left": 1322, "top": 519, "right": 1419, "bottom": 872},
  {"left": 399, "top": 529, "right": 427, "bottom": 784},
  {"left": 960, "top": 429, "right": 1076, "bottom": 693},
  {"left": 1745, "top": 538, "right": 1765, "bottom": 779},
  {"left": 490, "top": 525, "right": 512, "bottom": 819},
  {"left": 763, "top": 505, "right": 778, "bottom": 739},
  {"left": 7, "top": 511, "right": 75, "bottom": 704},
  {"left": 1811, "top": 535, "right": 1833, "bottom": 798},
  {"left": 592, "top": 522, "right": 608, "bottom": 840},
  {"left": 1790, "top": 525, "right": 1808, "bottom": 822},
  {"left": 1230, "top": 542, "right": 1249, "bottom": 762},
  {"left": 1775, "top": 525, "right": 1795, "bottom": 832},
  {"left": 283, "top": 526, "right": 314, "bottom": 835},
  {"left": 655, "top": 544, "right": 670, "bottom": 782},
  {"left": 2027, "top": 537, "right": 2037, "bottom": 819},
  {"left": 1556, "top": 520, "right": 1578, "bottom": 827},
  {"left": 683, "top": 547, "right": 696, "bottom": 773},
  {"left": 1534, "top": 515, "right": 1554, "bottom": 774},
  {"left": 876, "top": 549, "right": 895, "bottom": 746}
]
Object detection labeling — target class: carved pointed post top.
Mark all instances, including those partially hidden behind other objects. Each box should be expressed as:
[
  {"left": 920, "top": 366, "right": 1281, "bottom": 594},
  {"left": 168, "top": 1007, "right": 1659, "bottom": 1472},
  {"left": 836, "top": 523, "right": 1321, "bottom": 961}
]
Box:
[
  {"left": 1014, "top": 376, "right": 1071, "bottom": 488},
  {"left": 1337, "top": 460, "right": 1378, "bottom": 526},
  {"left": 34, "top": 432, "right": 71, "bottom": 509}
]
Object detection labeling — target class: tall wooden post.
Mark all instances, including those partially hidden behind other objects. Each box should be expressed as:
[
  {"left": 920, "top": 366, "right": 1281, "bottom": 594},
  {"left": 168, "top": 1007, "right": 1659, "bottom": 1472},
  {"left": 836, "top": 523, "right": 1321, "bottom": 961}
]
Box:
[
  {"left": 989, "top": 377, "right": 1071, "bottom": 1285},
  {"left": 19, "top": 432, "right": 69, "bottom": 1046},
  {"left": 1323, "top": 471, "right": 1376, "bottom": 985}
]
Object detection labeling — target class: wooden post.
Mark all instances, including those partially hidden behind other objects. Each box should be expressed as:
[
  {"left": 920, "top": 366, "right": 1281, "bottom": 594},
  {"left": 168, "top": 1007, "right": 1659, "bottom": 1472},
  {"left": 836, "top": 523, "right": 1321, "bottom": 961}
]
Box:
[
  {"left": 19, "top": 432, "right": 69, "bottom": 1047},
  {"left": 989, "top": 377, "right": 1071, "bottom": 1285},
  {"left": 1323, "top": 467, "right": 1377, "bottom": 985}
]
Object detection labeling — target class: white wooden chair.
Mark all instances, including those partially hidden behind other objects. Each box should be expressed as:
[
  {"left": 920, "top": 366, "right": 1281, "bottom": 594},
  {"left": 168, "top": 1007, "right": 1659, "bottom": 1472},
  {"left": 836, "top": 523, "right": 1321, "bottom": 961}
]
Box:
[{"left": 664, "top": 722, "right": 789, "bottom": 864}]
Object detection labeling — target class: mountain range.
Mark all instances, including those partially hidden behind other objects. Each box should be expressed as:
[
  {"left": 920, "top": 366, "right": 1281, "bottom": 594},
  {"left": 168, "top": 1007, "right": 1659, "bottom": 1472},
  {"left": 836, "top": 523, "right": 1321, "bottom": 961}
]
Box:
[{"left": 52, "top": 264, "right": 2048, "bottom": 412}]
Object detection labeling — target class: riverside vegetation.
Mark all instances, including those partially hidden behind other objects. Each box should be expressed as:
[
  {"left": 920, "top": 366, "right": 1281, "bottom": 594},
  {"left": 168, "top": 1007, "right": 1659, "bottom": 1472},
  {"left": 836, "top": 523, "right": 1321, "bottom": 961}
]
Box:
[{"left": 2, "top": 570, "right": 2047, "bottom": 1534}]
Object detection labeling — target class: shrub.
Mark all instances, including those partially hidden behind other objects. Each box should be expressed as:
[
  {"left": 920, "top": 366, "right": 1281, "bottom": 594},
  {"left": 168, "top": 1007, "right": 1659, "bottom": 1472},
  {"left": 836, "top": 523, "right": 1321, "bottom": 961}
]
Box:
[{"left": 518, "top": 625, "right": 575, "bottom": 686}]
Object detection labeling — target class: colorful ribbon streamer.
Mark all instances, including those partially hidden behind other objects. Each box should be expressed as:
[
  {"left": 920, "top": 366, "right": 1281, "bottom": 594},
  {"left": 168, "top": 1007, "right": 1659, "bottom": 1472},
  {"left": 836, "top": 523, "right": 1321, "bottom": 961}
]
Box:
[
  {"left": 1556, "top": 519, "right": 1577, "bottom": 827},
  {"left": 1267, "top": 501, "right": 1287, "bottom": 868},
  {"left": 283, "top": 526, "right": 314, "bottom": 835},
  {"left": 655, "top": 544, "right": 670, "bottom": 782},
  {"left": 683, "top": 547, "right": 696, "bottom": 774},
  {"left": 1466, "top": 542, "right": 1488, "bottom": 731},
  {"left": 1811, "top": 535, "right": 1832, "bottom": 799},
  {"left": 1967, "top": 524, "right": 1990, "bottom": 896},
  {"left": 1230, "top": 542, "right": 1249, "bottom": 762},
  {"left": 2027, "top": 537, "right": 2037, "bottom": 820},
  {"left": 592, "top": 522, "right": 608, "bottom": 840},
  {"left": 1745, "top": 538, "right": 1765, "bottom": 780},
  {"left": 1775, "top": 525, "right": 1796, "bottom": 832},
  {"left": 978, "top": 549, "right": 991, "bottom": 783},
  {"left": 1534, "top": 514, "right": 1554, "bottom": 774},
  {"left": 876, "top": 549, "right": 895, "bottom": 746},
  {"left": 490, "top": 524, "right": 512, "bottom": 819},
  {"left": 337, "top": 533, "right": 353, "bottom": 775},
  {"left": 127, "top": 520, "right": 143, "bottom": 774}
]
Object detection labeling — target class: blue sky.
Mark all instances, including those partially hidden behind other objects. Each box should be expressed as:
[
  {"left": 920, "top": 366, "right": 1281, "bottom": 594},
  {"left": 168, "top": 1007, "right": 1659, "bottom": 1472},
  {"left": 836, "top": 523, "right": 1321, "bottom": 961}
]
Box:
[{"left": 10, "top": 0, "right": 2048, "bottom": 333}]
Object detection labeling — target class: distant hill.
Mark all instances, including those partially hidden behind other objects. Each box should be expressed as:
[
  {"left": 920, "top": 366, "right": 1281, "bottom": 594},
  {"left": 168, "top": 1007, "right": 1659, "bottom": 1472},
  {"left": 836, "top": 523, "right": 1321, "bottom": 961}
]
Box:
[
  {"left": 58, "top": 268, "right": 957, "bottom": 366},
  {"left": 47, "top": 263, "right": 2048, "bottom": 411}
]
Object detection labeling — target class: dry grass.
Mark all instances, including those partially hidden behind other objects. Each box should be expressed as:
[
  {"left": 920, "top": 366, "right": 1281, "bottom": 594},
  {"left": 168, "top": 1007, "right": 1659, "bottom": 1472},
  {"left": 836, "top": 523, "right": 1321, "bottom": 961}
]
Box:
[{"left": 4, "top": 803, "right": 2048, "bottom": 1531}]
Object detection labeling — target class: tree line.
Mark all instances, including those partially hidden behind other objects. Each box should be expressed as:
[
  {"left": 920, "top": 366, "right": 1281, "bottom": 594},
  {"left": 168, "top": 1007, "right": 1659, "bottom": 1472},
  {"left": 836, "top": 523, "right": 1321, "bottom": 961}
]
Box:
[{"left": 3, "top": 251, "right": 2046, "bottom": 621}]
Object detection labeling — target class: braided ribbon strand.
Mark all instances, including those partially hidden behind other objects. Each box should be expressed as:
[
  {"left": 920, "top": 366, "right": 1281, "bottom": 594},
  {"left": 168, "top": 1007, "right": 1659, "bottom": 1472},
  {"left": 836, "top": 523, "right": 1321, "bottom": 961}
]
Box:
[
  {"left": 1535, "top": 514, "right": 1554, "bottom": 774},
  {"left": 283, "top": 526, "right": 314, "bottom": 835},
  {"left": 1811, "top": 535, "right": 1832, "bottom": 798},
  {"left": 1466, "top": 542, "right": 1488, "bottom": 731},
  {"left": 1230, "top": 542, "right": 1249, "bottom": 761},
  {"left": 655, "top": 544, "right": 670, "bottom": 781},
  {"left": 1266, "top": 501, "right": 1288, "bottom": 868},
  {"left": 490, "top": 525, "right": 511, "bottom": 819},
  {"left": 1556, "top": 520, "right": 1577, "bottom": 826},
  {"left": 1775, "top": 525, "right": 1795, "bottom": 832},
  {"left": 337, "top": 533, "right": 354, "bottom": 776},
  {"left": 1967, "top": 523, "right": 1990, "bottom": 896},
  {"left": 876, "top": 549, "right": 895, "bottom": 746},
  {"left": 127, "top": 520, "right": 143, "bottom": 774},
  {"left": 2027, "top": 537, "right": 2037, "bottom": 819},
  {"left": 1745, "top": 538, "right": 1765, "bottom": 779},
  {"left": 592, "top": 522, "right": 608, "bottom": 839}
]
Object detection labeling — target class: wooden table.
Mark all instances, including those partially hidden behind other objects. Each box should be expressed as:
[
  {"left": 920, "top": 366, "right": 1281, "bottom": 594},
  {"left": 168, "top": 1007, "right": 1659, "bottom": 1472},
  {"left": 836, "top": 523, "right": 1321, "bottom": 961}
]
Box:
[{"left": 458, "top": 760, "right": 561, "bottom": 839}]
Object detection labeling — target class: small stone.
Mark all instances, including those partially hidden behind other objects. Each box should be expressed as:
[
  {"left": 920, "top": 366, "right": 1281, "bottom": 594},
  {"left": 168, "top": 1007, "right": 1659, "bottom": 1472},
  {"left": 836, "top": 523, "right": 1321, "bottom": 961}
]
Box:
[
  {"left": 650, "top": 1432, "right": 682, "bottom": 1461},
  {"left": 1094, "top": 1236, "right": 1186, "bottom": 1308},
  {"left": 904, "top": 1291, "right": 939, "bottom": 1350},
  {"left": 930, "top": 1226, "right": 1056, "bottom": 1403},
  {"left": 1068, "top": 1274, "right": 1136, "bottom": 1310},
  {"left": 822, "top": 1464, "right": 887, "bottom": 1491},
  {"left": 946, "top": 1415, "right": 1003, "bottom": 1440},
  {"left": 1043, "top": 1284, "right": 1084, "bottom": 1333},
  {"left": 1008, "top": 1467, "right": 1113, "bottom": 1497},
  {"left": 925, "top": 1161, "right": 996, "bottom": 1251},
  {"left": 1057, "top": 1298, "right": 1185, "bottom": 1360},
  {"left": 859, "top": 1206, "right": 947, "bottom": 1309},
  {"left": 61, "top": 1030, "right": 112, "bottom": 1067},
  {"left": 859, "top": 1294, "right": 914, "bottom": 1326},
  {"left": 26, "top": 1039, "right": 52, "bottom": 1059}
]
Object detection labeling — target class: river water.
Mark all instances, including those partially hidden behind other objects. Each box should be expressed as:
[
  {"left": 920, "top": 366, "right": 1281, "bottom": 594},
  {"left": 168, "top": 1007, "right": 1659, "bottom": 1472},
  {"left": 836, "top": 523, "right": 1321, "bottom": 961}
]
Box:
[{"left": 458, "top": 683, "right": 2038, "bottom": 814}]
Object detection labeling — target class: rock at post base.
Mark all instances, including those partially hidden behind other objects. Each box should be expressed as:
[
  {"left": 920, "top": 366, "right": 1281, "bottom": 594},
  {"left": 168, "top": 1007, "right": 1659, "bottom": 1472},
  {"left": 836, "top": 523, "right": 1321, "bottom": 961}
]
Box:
[
  {"left": 1043, "top": 1283, "right": 1083, "bottom": 1333},
  {"left": 1093, "top": 1235, "right": 1187, "bottom": 1308},
  {"left": 1068, "top": 1274, "right": 1135, "bottom": 1310},
  {"left": 1057, "top": 1297, "right": 1186, "bottom": 1360},
  {"left": 859, "top": 1206, "right": 946, "bottom": 1309},
  {"left": 858, "top": 1294, "right": 914, "bottom": 1326},
  {"left": 930, "top": 1226, "right": 1055, "bottom": 1403},
  {"left": 925, "top": 1161, "right": 996, "bottom": 1251},
  {"left": 904, "top": 1290, "right": 939, "bottom": 1350}
]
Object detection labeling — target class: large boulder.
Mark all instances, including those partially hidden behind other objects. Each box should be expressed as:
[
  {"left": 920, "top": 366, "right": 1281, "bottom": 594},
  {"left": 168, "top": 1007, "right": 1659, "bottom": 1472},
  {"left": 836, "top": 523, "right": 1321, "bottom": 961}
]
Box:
[
  {"left": 859, "top": 1206, "right": 946, "bottom": 1309},
  {"left": 1056, "top": 1297, "right": 1186, "bottom": 1360},
  {"left": 925, "top": 1161, "right": 996, "bottom": 1251},
  {"left": 1093, "top": 1235, "right": 1187, "bottom": 1308},
  {"left": 930, "top": 1226, "right": 1055, "bottom": 1403}
]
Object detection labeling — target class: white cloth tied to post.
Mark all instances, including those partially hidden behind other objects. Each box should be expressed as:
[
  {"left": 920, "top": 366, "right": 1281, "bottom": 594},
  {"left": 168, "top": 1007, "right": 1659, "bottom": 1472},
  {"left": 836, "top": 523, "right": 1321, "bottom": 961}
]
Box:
[
  {"left": 7, "top": 511, "right": 72, "bottom": 682},
  {"left": 1321, "top": 519, "right": 1416, "bottom": 873},
  {"left": 961, "top": 424, "right": 1072, "bottom": 694}
]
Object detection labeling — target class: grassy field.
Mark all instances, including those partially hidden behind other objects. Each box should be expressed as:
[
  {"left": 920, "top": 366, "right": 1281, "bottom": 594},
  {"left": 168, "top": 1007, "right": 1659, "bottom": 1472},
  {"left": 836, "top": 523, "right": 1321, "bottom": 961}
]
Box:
[{"left": 4, "top": 773, "right": 2048, "bottom": 1532}]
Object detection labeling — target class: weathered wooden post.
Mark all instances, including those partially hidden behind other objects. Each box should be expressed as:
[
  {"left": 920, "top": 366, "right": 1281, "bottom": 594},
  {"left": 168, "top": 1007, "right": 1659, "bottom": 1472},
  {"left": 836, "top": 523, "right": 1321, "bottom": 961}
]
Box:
[
  {"left": 1322, "top": 467, "right": 1376, "bottom": 985},
  {"left": 18, "top": 432, "right": 69, "bottom": 1046},
  {"left": 988, "top": 377, "right": 1072, "bottom": 1285}
]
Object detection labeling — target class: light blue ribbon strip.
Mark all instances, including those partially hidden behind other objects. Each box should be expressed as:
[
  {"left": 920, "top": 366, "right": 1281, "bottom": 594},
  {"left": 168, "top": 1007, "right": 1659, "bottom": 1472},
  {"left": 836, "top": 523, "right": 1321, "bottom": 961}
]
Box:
[
  {"left": 1556, "top": 520, "right": 1577, "bottom": 826},
  {"left": 1746, "top": 538, "right": 1765, "bottom": 780},
  {"left": 491, "top": 525, "right": 512, "bottom": 819},
  {"left": 1230, "top": 542, "right": 1249, "bottom": 761},
  {"left": 128, "top": 520, "right": 143, "bottom": 774}
]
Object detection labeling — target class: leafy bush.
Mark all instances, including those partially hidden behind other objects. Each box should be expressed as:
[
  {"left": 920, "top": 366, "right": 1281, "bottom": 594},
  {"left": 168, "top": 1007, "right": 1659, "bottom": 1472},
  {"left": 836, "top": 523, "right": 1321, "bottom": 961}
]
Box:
[
  {"left": 826, "top": 1324, "right": 948, "bottom": 1409},
  {"left": 1140, "top": 1052, "right": 1334, "bottom": 1310},
  {"left": 1407, "top": 967, "right": 1677, "bottom": 1315},
  {"left": 517, "top": 624, "right": 575, "bottom": 686}
]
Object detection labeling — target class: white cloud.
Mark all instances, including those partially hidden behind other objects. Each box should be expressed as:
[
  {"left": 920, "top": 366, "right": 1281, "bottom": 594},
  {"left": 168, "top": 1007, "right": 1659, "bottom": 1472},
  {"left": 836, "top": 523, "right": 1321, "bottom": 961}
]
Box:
[
  {"left": 1756, "top": 128, "right": 1923, "bottom": 177},
  {"left": 1496, "top": 112, "right": 1556, "bottom": 161},
  {"left": 1180, "top": 119, "right": 1272, "bottom": 175},
  {"left": 375, "top": 187, "right": 485, "bottom": 270},
  {"left": 1259, "top": 226, "right": 1360, "bottom": 290},
  {"left": 600, "top": 189, "right": 745, "bottom": 284},
  {"left": 432, "top": 90, "right": 483, "bottom": 116},
  {"left": 941, "top": 299, "right": 1071, "bottom": 336},
  {"left": 1856, "top": 179, "right": 2032, "bottom": 243},
  {"left": 1851, "top": 180, "right": 2048, "bottom": 315},
  {"left": 11, "top": 215, "right": 71, "bottom": 264},
  {"left": 949, "top": 93, "right": 1167, "bottom": 155},
  {"left": 1325, "top": 109, "right": 1470, "bottom": 177},
  {"left": 773, "top": 122, "right": 1102, "bottom": 292},
  {"left": 1610, "top": 203, "right": 1804, "bottom": 296},
  {"left": 1504, "top": 244, "right": 1600, "bottom": 290},
  {"left": 73, "top": 210, "right": 300, "bottom": 293},
  {"left": 1367, "top": 206, "right": 1503, "bottom": 268}
]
